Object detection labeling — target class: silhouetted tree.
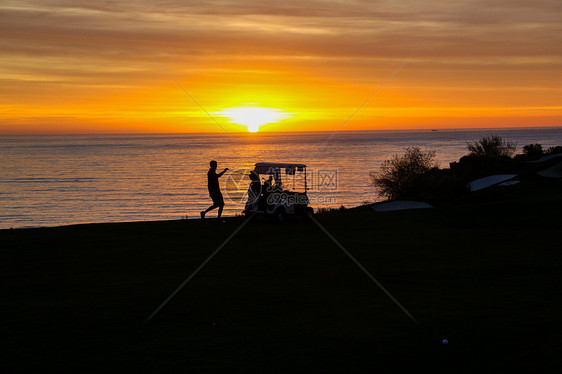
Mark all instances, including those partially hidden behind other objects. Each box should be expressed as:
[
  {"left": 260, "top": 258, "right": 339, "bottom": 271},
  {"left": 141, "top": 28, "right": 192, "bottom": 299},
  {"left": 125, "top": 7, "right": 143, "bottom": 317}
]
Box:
[
  {"left": 450, "top": 135, "right": 519, "bottom": 179},
  {"left": 467, "top": 135, "right": 516, "bottom": 158},
  {"left": 370, "top": 147, "right": 437, "bottom": 200},
  {"left": 547, "top": 146, "right": 562, "bottom": 155},
  {"left": 522, "top": 143, "right": 543, "bottom": 157}
]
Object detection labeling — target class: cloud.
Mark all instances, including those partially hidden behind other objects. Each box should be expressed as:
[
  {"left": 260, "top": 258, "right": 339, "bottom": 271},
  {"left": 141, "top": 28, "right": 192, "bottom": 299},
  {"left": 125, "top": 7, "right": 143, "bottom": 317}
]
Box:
[
  {"left": 2, "top": 0, "right": 561, "bottom": 58},
  {"left": 1, "top": 0, "right": 561, "bottom": 132}
]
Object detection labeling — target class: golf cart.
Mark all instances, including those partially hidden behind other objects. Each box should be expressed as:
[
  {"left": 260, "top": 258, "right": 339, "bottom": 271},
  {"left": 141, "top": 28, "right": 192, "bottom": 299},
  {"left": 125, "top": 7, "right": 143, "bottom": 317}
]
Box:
[{"left": 243, "top": 162, "right": 313, "bottom": 222}]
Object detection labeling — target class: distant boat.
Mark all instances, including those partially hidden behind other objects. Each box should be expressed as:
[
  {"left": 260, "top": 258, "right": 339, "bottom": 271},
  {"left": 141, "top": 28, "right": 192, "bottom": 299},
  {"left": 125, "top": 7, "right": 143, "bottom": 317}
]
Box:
[{"left": 431, "top": 129, "right": 438, "bottom": 132}]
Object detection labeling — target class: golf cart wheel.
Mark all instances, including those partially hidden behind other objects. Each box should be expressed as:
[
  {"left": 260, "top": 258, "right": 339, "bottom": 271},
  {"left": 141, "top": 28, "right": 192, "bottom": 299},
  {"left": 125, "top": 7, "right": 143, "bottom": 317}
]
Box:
[{"left": 273, "top": 208, "right": 286, "bottom": 223}]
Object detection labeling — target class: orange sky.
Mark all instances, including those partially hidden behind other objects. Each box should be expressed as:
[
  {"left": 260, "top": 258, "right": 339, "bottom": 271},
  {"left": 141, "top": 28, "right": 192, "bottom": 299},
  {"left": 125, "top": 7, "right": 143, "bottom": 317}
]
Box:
[{"left": 1, "top": 0, "right": 561, "bottom": 134}]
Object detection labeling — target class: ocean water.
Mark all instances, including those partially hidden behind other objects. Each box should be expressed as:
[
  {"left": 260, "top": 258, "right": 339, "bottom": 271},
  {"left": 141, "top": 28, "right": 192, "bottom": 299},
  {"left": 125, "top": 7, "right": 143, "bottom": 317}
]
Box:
[{"left": 1, "top": 128, "right": 562, "bottom": 229}]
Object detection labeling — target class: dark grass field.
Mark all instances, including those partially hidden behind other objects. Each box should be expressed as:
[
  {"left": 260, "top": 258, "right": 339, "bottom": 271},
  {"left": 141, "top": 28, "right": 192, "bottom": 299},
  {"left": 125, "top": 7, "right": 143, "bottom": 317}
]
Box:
[{"left": 2, "top": 176, "right": 562, "bottom": 372}]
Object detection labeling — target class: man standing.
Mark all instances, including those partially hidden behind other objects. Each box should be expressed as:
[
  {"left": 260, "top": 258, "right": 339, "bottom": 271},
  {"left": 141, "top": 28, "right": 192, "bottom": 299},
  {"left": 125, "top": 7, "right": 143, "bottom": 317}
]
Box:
[{"left": 201, "top": 160, "right": 228, "bottom": 221}]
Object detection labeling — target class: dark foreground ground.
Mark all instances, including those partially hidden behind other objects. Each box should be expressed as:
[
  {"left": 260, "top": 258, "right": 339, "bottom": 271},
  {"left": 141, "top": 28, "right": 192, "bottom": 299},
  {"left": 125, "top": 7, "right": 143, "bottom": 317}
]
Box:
[{"left": 2, "top": 176, "right": 562, "bottom": 373}]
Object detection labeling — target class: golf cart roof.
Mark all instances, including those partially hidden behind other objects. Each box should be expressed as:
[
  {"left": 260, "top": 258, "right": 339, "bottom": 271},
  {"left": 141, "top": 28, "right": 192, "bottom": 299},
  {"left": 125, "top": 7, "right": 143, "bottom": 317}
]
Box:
[{"left": 254, "top": 162, "right": 307, "bottom": 173}]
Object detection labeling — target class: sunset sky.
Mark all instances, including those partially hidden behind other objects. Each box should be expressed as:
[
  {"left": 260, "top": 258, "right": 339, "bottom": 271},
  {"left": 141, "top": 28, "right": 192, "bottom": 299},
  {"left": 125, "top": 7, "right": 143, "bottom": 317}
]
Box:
[{"left": 1, "top": 0, "right": 561, "bottom": 134}]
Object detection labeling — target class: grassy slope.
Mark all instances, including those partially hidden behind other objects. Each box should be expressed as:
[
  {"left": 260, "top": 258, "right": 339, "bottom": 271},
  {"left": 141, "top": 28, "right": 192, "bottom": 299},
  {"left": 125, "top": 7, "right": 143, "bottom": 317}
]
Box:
[{"left": 1, "top": 176, "right": 562, "bottom": 372}]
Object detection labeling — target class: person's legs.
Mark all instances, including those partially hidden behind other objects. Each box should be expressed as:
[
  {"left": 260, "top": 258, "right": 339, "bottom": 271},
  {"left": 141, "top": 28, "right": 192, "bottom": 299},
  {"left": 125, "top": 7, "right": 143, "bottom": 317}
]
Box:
[
  {"left": 214, "top": 192, "right": 225, "bottom": 220},
  {"left": 201, "top": 204, "right": 217, "bottom": 218}
]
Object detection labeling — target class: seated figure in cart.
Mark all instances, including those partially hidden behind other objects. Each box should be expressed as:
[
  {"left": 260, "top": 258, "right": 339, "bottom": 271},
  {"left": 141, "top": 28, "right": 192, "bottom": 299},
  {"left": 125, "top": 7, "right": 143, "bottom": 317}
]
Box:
[{"left": 243, "top": 162, "right": 313, "bottom": 222}]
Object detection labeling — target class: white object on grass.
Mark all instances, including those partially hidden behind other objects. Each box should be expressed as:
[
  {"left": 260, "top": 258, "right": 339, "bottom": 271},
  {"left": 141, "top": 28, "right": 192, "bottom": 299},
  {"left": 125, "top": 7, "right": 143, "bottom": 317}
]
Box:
[
  {"left": 467, "top": 174, "right": 517, "bottom": 192},
  {"left": 538, "top": 162, "right": 562, "bottom": 178},
  {"left": 497, "top": 180, "right": 520, "bottom": 187},
  {"left": 527, "top": 153, "right": 562, "bottom": 163},
  {"left": 372, "top": 201, "right": 432, "bottom": 212}
]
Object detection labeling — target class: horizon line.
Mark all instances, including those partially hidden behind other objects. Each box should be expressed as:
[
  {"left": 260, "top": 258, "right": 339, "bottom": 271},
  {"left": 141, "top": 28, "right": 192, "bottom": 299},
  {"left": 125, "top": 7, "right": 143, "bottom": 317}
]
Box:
[{"left": 2, "top": 125, "right": 562, "bottom": 136}]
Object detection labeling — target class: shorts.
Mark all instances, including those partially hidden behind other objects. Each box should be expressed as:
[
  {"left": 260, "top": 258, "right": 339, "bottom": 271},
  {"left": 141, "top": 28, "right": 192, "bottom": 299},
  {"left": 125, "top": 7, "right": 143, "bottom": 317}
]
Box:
[{"left": 210, "top": 192, "right": 225, "bottom": 207}]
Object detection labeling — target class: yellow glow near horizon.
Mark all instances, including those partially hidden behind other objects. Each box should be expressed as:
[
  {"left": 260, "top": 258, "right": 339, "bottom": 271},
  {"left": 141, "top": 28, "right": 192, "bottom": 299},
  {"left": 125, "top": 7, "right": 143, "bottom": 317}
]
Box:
[{"left": 216, "top": 107, "right": 290, "bottom": 132}]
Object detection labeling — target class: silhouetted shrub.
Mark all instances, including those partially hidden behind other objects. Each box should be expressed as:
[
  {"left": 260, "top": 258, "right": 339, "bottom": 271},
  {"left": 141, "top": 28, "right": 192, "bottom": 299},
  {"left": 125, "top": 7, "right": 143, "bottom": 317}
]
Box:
[
  {"left": 370, "top": 147, "right": 437, "bottom": 200},
  {"left": 522, "top": 143, "right": 543, "bottom": 157},
  {"left": 467, "top": 135, "right": 516, "bottom": 158},
  {"left": 449, "top": 135, "right": 519, "bottom": 178},
  {"left": 410, "top": 168, "right": 466, "bottom": 202},
  {"left": 547, "top": 146, "right": 562, "bottom": 155},
  {"left": 451, "top": 154, "right": 517, "bottom": 179}
]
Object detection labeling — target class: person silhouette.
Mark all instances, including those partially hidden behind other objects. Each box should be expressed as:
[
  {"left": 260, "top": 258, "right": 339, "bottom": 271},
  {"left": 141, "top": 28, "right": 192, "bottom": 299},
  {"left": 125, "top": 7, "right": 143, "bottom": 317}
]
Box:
[
  {"left": 200, "top": 160, "right": 228, "bottom": 221},
  {"left": 247, "top": 171, "right": 261, "bottom": 204},
  {"left": 262, "top": 175, "right": 274, "bottom": 211}
]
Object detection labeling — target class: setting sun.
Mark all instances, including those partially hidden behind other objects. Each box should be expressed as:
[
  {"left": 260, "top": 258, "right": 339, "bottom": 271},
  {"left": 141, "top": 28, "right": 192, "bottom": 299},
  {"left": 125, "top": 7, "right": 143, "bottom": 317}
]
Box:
[{"left": 216, "top": 107, "right": 290, "bottom": 132}]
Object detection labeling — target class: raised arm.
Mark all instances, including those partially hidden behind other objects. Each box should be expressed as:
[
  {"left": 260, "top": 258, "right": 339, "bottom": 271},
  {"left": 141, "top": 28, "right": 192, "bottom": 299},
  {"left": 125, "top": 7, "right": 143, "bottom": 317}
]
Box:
[{"left": 217, "top": 168, "right": 229, "bottom": 177}]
